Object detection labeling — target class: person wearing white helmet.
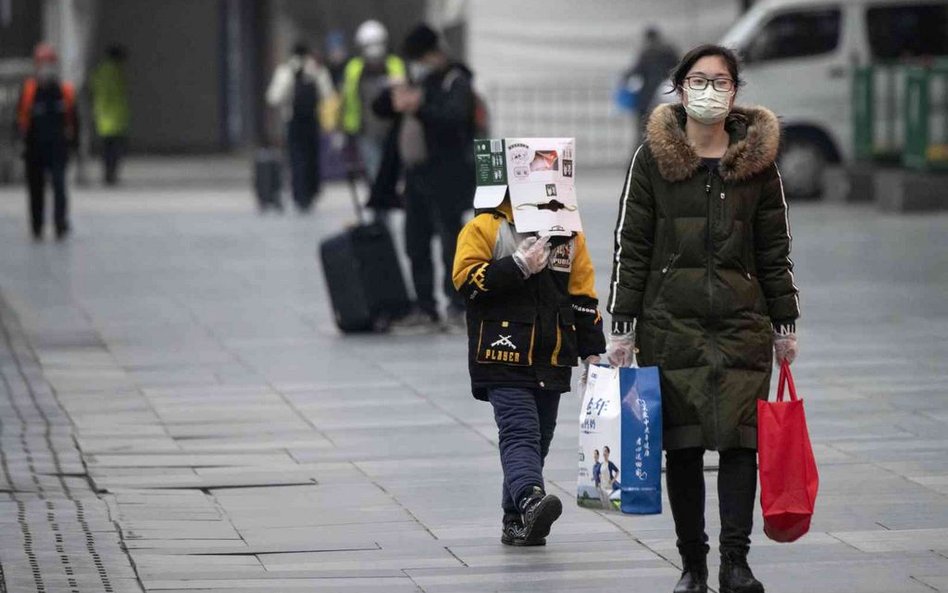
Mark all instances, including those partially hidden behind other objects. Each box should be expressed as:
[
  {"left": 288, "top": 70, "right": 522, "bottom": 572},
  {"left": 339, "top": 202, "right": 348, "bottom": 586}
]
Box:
[{"left": 341, "top": 20, "right": 406, "bottom": 180}]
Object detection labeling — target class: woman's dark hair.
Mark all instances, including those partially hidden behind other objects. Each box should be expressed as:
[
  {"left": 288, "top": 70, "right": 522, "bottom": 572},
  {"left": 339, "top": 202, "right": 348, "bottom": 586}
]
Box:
[{"left": 669, "top": 44, "right": 742, "bottom": 93}]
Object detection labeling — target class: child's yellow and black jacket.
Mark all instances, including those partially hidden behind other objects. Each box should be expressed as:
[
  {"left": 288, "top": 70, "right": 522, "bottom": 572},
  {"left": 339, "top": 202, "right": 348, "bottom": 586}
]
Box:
[{"left": 452, "top": 201, "right": 606, "bottom": 400}]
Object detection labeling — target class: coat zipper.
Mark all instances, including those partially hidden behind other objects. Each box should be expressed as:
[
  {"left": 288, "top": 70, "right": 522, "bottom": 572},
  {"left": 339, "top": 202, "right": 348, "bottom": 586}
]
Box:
[
  {"left": 705, "top": 168, "right": 722, "bottom": 448},
  {"left": 661, "top": 252, "right": 679, "bottom": 274},
  {"left": 705, "top": 169, "right": 714, "bottom": 317}
]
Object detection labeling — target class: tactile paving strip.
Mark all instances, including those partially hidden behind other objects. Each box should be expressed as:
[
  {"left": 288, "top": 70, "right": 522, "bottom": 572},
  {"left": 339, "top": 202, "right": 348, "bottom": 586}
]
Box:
[{"left": 0, "top": 300, "right": 135, "bottom": 592}]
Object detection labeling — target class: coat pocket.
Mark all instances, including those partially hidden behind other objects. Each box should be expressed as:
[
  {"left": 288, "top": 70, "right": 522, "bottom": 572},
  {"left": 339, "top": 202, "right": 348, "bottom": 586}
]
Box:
[
  {"left": 476, "top": 309, "right": 536, "bottom": 366},
  {"left": 551, "top": 307, "right": 579, "bottom": 367}
]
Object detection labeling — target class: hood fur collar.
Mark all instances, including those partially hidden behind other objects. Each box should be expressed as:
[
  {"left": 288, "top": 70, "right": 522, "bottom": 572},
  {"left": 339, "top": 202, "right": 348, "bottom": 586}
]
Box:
[{"left": 645, "top": 103, "right": 780, "bottom": 183}]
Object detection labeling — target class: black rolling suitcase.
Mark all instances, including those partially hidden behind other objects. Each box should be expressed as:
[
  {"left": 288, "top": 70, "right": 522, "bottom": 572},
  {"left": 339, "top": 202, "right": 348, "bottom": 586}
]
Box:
[
  {"left": 254, "top": 148, "right": 283, "bottom": 210},
  {"left": 319, "top": 168, "right": 410, "bottom": 332}
]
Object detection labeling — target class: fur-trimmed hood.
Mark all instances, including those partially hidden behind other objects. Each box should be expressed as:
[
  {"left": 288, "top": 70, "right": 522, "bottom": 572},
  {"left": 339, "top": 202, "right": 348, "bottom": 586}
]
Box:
[{"left": 645, "top": 103, "right": 780, "bottom": 183}]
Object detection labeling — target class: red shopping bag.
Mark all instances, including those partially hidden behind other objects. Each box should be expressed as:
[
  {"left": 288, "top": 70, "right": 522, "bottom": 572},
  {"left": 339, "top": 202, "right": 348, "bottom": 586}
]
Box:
[{"left": 757, "top": 361, "right": 819, "bottom": 542}]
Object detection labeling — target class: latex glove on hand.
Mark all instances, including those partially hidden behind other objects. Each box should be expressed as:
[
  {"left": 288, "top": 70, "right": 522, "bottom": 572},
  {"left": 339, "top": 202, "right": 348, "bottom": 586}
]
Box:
[
  {"left": 773, "top": 330, "right": 798, "bottom": 366},
  {"left": 578, "top": 355, "right": 601, "bottom": 393},
  {"left": 607, "top": 332, "right": 636, "bottom": 368},
  {"left": 511, "top": 235, "right": 552, "bottom": 278}
]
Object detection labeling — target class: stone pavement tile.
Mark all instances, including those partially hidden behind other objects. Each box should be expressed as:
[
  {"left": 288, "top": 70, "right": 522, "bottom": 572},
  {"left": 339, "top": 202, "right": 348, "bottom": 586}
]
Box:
[
  {"left": 446, "top": 540, "right": 661, "bottom": 568},
  {"left": 908, "top": 475, "right": 948, "bottom": 495},
  {"left": 70, "top": 410, "right": 163, "bottom": 427},
  {"left": 830, "top": 528, "right": 948, "bottom": 552},
  {"left": 236, "top": 521, "right": 434, "bottom": 548},
  {"left": 78, "top": 436, "right": 181, "bottom": 453},
  {"left": 354, "top": 452, "right": 500, "bottom": 479},
  {"left": 125, "top": 538, "right": 251, "bottom": 551},
  {"left": 175, "top": 435, "right": 335, "bottom": 452},
  {"left": 86, "top": 451, "right": 298, "bottom": 468},
  {"left": 140, "top": 580, "right": 422, "bottom": 592},
  {"left": 129, "top": 540, "right": 381, "bottom": 555},
  {"left": 285, "top": 389, "right": 426, "bottom": 411},
  {"left": 748, "top": 556, "right": 947, "bottom": 593},
  {"left": 210, "top": 481, "right": 380, "bottom": 501},
  {"left": 162, "top": 419, "right": 314, "bottom": 437},
  {"left": 152, "top": 403, "right": 302, "bottom": 425},
  {"left": 914, "top": 575, "right": 948, "bottom": 590},
  {"left": 94, "top": 471, "right": 318, "bottom": 491},
  {"left": 405, "top": 564, "right": 679, "bottom": 592},
  {"left": 73, "top": 423, "right": 170, "bottom": 437},
  {"left": 133, "top": 554, "right": 263, "bottom": 572},
  {"left": 256, "top": 547, "right": 463, "bottom": 571},
  {"left": 225, "top": 506, "right": 408, "bottom": 531}
]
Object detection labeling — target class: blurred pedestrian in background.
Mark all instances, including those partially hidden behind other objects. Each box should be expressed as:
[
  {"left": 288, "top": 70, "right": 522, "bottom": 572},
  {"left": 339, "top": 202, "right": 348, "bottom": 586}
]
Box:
[
  {"left": 341, "top": 20, "right": 405, "bottom": 181},
  {"left": 375, "top": 24, "right": 476, "bottom": 333},
  {"left": 91, "top": 44, "right": 130, "bottom": 186},
  {"left": 266, "top": 41, "right": 334, "bottom": 213},
  {"left": 324, "top": 30, "right": 349, "bottom": 90},
  {"left": 608, "top": 44, "right": 799, "bottom": 593},
  {"left": 16, "top": 43, "right": 77, "bottom": 241},
  {"left": 621, "top": 27, "right": 679, "bottom": 138}
]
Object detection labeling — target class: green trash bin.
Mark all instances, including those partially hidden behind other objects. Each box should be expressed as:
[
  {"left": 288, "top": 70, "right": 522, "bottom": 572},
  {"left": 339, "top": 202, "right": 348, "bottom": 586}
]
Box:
[
  {"left": 903, "top": 63, "right": 948, "bottom": 171},
  {"left": 852, "top": 66, "right": 874, "bottom": 161}
]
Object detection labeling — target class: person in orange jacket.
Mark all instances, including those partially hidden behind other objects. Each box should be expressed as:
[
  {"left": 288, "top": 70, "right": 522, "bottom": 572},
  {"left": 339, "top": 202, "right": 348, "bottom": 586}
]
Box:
[{"left": 16, "top": 43, "right": 78, "bottom": 240}]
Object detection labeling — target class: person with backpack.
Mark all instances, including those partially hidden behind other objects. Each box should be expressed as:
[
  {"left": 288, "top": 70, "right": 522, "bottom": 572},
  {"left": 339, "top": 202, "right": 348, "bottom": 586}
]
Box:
[
  {"left": 16, "top": 43, "right": 78, "bottom": 241},
  {"left": 373, "top": 24, "right": 478, "bottom": 333},
  {"left": 266, "top": 42, "right": 335, "bottom": 212}
]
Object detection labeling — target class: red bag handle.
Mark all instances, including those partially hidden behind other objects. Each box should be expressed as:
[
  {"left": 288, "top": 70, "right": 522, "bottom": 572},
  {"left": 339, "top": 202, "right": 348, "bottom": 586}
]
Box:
[{"left": 776, "top": 361, "right": 798, "bottom": 402}]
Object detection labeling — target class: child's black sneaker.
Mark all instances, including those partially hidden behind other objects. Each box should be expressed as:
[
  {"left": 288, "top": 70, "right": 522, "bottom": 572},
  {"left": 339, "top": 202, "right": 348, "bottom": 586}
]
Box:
[
  {"left": 519, "top": 487, "right": 562, "bottom": 542},
  {"left": 501, "top": 512, "right": 546, "bottom": 546}
]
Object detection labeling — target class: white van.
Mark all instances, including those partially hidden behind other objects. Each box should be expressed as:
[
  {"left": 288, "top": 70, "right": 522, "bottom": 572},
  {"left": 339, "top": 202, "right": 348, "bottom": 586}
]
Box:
[{"left": 718, "top": 0, "right": 948, "bottom": 197}]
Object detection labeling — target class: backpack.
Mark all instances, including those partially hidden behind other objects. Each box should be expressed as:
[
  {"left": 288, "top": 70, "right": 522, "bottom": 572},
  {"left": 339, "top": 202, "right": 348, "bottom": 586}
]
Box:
[
  {"left": 291, "top": 68, "right": 318, "bottom": 121},
  {"left": 440, "top": 66, "right": 490, "bottom": 138}
]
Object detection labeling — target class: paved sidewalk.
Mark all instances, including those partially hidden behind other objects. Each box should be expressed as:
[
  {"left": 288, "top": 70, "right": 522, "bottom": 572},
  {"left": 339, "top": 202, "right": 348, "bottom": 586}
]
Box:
[{"left": 0, "top": 161, "right": 947, "bottom": 592}]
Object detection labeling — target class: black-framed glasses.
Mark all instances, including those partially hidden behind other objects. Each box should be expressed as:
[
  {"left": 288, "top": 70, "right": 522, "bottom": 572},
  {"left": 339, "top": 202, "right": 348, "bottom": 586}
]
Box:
[{"left": 685, "top": 76, "right": 735, "bottom": 92}]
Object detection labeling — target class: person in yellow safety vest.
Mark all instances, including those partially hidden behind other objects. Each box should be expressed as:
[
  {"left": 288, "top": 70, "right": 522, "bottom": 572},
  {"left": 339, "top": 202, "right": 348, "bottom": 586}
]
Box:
[
  {"left": 91, "top": 44, "right": 130, "bottom": 186},
  {"left": 341, "top": 20, "right": 405, "bottom": 180}
]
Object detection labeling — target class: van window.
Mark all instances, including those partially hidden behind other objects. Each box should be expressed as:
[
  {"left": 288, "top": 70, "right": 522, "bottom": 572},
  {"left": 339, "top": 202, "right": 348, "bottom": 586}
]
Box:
[
  {"left": 867, "top": 4, "right": 948, "bottom": 58},
  {"left": 744, "top": 8, "right": 842, "bottom": 63}
]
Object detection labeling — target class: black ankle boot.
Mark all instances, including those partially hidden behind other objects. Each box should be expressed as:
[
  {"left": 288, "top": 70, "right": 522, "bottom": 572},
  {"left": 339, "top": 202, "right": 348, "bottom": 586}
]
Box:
[
  {"left": 673, "top": 555, "right": 708, "bottom": 593},
  {"left": 519, "top": 486, "right": 562, "bottom": 542},
  {"left": 500, "top": 512, "right": 545, "bottom": 546},
  {"left": 719, "top": 550, "right": 764, "bottom": 593}
]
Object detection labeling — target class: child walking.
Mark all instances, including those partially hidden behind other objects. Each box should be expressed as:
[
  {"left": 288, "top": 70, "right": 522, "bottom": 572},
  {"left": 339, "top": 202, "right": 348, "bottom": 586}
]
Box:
[{"left": 453, "top": 195, "right": 605, "bottom": 545}]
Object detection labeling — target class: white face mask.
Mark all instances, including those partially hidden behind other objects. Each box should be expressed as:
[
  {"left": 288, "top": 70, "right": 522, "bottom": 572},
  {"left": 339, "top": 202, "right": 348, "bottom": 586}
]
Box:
[
  {"left": 36, "top": 64, "right": 58, "bottom": 83},
  {"left": 684, "top": 85, "right": 732, "bottom": 125},
  {"left": 409, "top": 61, "right": 433, "bottom": 82},
  {"left": 362, "top": 43, "right": 385, "bottom": 61}
]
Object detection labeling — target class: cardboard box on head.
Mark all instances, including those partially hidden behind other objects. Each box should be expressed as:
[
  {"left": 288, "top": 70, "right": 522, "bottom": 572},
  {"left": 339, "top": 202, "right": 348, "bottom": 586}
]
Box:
[{"left": 473, "top": 138, "right": 581, "bottom": 237}]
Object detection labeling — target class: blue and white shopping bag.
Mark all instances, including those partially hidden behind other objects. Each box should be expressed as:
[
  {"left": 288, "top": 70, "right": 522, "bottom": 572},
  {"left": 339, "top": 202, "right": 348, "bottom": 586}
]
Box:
[{"left": 577, "top": 365, "right": 662, "bottom": 514}]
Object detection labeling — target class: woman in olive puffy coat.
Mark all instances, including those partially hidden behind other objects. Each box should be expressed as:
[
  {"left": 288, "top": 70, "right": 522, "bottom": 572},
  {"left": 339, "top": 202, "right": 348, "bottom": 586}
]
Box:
[{"left": 607, "top": 45, "right": 800, "bottom": 593}]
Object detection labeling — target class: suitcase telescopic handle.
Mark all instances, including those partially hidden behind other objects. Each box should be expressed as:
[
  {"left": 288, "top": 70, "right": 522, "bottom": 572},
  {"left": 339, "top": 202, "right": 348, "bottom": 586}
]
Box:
[{"left": 345, "top": 164, "right": 368, "bottom": 225}]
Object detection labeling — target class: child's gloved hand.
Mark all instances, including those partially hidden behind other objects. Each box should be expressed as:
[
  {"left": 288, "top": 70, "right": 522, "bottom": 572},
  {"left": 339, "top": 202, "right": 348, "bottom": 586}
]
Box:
[
  {"left": 607, "top": 332, "right": 636, "bottom": 368},
  {"left": 512, "top": 235, "right": 551, "bottom": 278},
  {"left": 774, "top": 331, "right": 798, "bottom": 366},
  {"left": 578, "top": 355, "right": 601, "bottom": 394}
]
